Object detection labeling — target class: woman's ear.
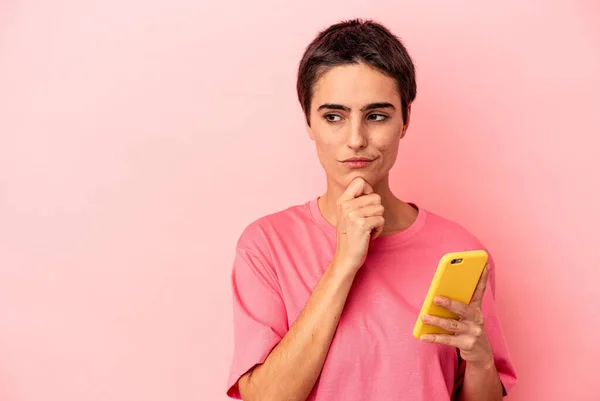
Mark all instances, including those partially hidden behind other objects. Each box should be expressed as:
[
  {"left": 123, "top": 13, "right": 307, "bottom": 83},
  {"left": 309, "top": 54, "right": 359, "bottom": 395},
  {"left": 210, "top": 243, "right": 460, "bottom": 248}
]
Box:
[
  {"left": 400, "top": 104, "right": 412, "bottom": 139},
  {"left": 305, "top": 117, "right": 315, "bottom": 141}
]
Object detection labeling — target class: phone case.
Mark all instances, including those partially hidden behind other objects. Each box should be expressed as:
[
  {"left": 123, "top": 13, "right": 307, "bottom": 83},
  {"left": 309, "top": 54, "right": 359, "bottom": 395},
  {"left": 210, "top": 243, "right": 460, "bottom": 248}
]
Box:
[{"left": 412, "top": 250, "right": 488, "bottom": 339}]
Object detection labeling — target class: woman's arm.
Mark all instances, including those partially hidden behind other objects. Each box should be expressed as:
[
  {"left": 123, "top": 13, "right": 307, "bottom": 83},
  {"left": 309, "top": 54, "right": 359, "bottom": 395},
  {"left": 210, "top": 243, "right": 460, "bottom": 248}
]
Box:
[
  {"left": 238, "top": 261, "right": 356, "bottom": 401},
  {"left": 458, "top": 360, "right": 504, "bottom": 401},
  {"left": 237, "top": 179, "right": 384, "bottom": 401},
  {"left": 420, "top": 266, "right": 506, "bottom": 400}
]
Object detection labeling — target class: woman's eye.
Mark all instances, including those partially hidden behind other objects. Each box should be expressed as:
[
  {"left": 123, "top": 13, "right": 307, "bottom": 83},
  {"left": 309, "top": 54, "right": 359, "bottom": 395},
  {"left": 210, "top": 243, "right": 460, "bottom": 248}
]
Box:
[
  {"left": 325, "top": 114, "right": 342, "bottom": 122},
  {"left": 368, "top": 113, "right": 387, "bottom": 122}
]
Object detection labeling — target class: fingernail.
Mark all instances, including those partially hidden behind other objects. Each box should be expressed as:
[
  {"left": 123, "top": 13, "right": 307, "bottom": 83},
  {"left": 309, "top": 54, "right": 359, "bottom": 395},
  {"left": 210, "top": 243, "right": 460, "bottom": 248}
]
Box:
[
  {"left": 421, "top": 335, "right": 434, "bottom": 342},
  {"left": 434, "top": 296, "right": 444, "bottom": 305},
  {"left": 422, "top": 315, "right": 430, "bottom": 323}
]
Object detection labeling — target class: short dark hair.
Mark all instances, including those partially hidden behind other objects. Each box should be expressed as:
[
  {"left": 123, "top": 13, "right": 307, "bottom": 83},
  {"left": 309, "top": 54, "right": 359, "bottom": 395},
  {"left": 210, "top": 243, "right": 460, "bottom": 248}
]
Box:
[{"left": 297, "top": 18, "right": 417, "bottom": 126}]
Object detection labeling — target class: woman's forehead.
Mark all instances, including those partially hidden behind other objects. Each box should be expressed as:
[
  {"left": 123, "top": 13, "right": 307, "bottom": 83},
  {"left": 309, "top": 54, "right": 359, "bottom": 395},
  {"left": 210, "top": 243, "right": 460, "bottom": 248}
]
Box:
[{"left": 312, "top": 64, "right": 400, "bottom": 107}]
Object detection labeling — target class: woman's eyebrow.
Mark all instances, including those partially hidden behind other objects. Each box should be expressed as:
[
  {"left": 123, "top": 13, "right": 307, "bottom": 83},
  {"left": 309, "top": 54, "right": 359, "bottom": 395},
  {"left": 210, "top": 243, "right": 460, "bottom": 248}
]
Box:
[
  {"left": 317, "top": 103, "right": 350, "bottom": 112},
  {"left": 360, "top": 102, "right": 395, "bottom": 112},
  {"left": 317, "top": 102, "right": 395, "bottom": 112}
]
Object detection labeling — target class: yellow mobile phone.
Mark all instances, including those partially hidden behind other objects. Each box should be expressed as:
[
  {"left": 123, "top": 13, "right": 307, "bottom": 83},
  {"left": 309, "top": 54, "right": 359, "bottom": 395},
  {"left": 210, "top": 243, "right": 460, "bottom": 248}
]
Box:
[{"left": 413, "top": 250, "right": 488, "bottom": 339}]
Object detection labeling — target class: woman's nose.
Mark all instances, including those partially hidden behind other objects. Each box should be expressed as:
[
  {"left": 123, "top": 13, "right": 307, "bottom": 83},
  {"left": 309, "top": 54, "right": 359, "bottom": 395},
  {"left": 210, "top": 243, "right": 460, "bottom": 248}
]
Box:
[{"left": 346, "top": 122, "right": 368, "bottom": 150}]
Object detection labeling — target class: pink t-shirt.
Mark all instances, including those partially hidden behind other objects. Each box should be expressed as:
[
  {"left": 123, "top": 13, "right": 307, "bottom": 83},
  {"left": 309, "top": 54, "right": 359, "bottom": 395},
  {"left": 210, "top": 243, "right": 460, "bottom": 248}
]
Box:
[{"left": 226, "top": 199, "right": 517, "bottom": 400}]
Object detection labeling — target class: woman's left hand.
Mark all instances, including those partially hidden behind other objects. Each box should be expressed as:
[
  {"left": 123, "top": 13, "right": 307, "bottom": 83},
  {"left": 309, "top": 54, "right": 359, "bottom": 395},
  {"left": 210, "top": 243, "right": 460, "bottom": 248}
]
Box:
[{"left": 419, "top": 265, "right": 495, "bottom": 367}]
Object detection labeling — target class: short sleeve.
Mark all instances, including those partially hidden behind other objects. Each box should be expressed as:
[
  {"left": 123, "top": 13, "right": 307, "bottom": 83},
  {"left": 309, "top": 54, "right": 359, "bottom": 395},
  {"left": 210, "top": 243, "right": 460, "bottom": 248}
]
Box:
[
  {"left": 480, "top": 255, "right": 518, "bottom": 395},
  {"left": 226, "top": 246, "right": 288, "bottom": 399}
]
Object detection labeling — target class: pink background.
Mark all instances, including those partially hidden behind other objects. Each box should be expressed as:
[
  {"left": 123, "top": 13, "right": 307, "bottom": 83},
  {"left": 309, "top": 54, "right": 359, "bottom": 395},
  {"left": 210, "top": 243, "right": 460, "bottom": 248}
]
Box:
[{"left": 1, "top": 1, "right": 599, "bottom": 400}]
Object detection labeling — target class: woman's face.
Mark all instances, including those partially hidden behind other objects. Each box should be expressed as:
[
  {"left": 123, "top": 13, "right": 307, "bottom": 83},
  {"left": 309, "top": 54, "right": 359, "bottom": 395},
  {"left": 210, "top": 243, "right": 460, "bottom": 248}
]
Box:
[{"left": 306, "top": 62, "right": 410, "bottom": 189}]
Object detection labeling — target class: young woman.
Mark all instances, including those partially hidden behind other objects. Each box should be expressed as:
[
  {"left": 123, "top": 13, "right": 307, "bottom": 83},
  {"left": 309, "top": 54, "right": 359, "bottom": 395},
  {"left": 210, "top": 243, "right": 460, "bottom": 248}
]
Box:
[{"left": 226, "top": 19, "right": 517, "bottom": 401}]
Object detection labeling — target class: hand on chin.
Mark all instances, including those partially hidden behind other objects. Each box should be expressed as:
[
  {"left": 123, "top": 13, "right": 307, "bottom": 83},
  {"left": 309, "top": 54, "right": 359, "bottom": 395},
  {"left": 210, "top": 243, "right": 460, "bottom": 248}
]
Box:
[{"left": 343, "top": 172, "right": 377, "bottom": 188}]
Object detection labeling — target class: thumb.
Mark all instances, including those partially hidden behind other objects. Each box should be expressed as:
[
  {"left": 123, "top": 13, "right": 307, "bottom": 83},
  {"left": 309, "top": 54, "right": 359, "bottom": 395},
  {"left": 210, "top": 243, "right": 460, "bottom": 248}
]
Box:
[{"left": 470, "top": 264, "right": 490, "bottom": 306}]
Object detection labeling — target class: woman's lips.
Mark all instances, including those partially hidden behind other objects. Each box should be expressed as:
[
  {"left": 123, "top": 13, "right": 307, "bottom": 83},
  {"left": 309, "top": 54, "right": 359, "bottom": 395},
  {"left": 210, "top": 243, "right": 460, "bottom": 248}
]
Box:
[{"left": 342, "top": 158, "right": 375, "bottom": 169}]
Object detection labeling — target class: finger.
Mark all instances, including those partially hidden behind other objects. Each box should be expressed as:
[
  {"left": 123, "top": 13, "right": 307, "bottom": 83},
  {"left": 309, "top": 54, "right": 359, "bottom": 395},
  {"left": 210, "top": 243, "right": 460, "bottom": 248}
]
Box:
[
  {"left": 371, "top": 224, "right": 384, "bottom": 240},
  {"left": 420, "top": 333, "right": 461, "bottom": 347},
  {"left": 361, "top": 180, "right": 374, "bottom": 195},
  {"left": 350, "top": 204, "right": 384, "bottom": 218},
  {"left": 370, "top": 216, "right": 385, "bottom": 240},
  {"left": 346, "top": 193, "right": 382, "bottom": 209},
  {"left": 470, "top": 264, "right": 490, "bottom": 307},
  {"left": 421, "top": 314, "right": 469, "bottom": 334},
  {"left": 362, "top": 216, "right": 385, "bottom": 239},
  {"left": 338, "top": 177, "right": 369, "bottom": 202},
  {"left": 434, "top": 296, "right": 476, "bottom": 320},
  {"left": 420, "top": 334, "right": 476, "bottom": 351}
]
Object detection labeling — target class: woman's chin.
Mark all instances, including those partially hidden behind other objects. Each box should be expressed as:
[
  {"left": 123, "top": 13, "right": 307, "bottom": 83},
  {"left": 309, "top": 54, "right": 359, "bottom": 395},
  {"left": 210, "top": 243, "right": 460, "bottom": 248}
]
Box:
[{"left": 337, "top": 171, "right": 384, "bottom": 188}]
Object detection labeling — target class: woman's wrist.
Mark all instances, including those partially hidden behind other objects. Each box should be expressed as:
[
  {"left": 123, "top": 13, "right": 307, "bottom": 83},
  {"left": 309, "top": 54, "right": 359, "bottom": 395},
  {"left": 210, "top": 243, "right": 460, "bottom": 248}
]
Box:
[{"left": 466, "top": 354, "right": 496, "bottom": 372}]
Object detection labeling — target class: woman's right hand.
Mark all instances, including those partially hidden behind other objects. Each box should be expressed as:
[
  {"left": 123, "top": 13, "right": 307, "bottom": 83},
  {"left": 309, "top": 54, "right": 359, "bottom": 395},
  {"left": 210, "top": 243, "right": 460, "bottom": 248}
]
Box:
[{"left": 333, "top": 177, "right": 385, "bottom": 274}]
